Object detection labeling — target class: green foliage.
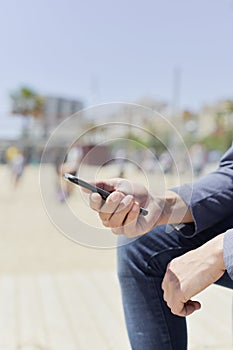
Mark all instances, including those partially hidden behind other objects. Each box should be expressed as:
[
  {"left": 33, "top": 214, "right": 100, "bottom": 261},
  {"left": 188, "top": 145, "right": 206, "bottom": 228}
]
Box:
[
  {"left": 11, "top": 86, "right": 44, "bottom": 117},
  {"left": 148, "top": 135, "right": 168, "bottom": 153},
  {"left": 200, "top": 101, "right": 233, "bottom": 152},
  {"left": 124, "top": 132, "right": 167, "bottom": 152},
  {"left": 225, "top": 100, "right": 233, "bottom": 113},
  {"left": 201, "top": 131, "right": 233, "bottom": 152},
  {"left": 124, "top": 133, "right": 150, "bottom": 149}
]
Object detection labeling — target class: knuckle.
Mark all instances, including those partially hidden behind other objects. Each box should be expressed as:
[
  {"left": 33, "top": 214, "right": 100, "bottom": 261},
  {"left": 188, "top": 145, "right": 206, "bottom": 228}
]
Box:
[
  {"left": 99, "top": 212, "right": 110, "bottom": 221},
  {"left": 111, "top": 222, "right": 122, "bottom": 229},
  {"left": 161, "top": 281, "right": 165, "bottom": 291},
  {"left": 90, "top": 202, "right": 99, "bottom": 211},
  {"left": 102, "top": 220, "right": 109, "bottom": 227},
  {"left": 162, "top": 293, "right": 167, "bottom": 302},
  {"left": 108, "top": 191, "right": 124, "bottom": 204},
  {"left": 108, "top": 216, "right": 122, "bottom": 228},
  {"left": 124, "top": 229, "right": 135, "bottom": 238},
  {"left": 171, "top": 307, "right": 178, "bottom": 315},
  {"left": 112, "top": 227, "right": 123, "bottom": 235}
]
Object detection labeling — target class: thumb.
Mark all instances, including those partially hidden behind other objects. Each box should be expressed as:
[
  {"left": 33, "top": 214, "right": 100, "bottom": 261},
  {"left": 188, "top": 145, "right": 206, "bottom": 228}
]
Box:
[{"left": 182, "top": 300, "right": 201, "bottom": 316}]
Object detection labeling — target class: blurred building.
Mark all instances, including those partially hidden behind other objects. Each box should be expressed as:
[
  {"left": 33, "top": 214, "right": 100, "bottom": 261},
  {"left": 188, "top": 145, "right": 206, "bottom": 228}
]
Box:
[
  {"left": 42, "top": 96, "right": 83, "bottom": 136},
  {"left": 0, "top": 95, "right": 84, "bottom": 163}
]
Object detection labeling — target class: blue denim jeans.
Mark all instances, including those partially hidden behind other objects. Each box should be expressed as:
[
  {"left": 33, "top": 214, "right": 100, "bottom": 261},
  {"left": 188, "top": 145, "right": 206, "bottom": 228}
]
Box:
[{"left": 117, "top": 225, "right": 233, "bottom": 350}]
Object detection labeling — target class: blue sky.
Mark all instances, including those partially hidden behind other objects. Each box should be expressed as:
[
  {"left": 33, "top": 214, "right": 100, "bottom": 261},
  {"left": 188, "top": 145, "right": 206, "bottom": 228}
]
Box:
[{"left": 1, "top": 0, "right": 233, "bottom": 119}]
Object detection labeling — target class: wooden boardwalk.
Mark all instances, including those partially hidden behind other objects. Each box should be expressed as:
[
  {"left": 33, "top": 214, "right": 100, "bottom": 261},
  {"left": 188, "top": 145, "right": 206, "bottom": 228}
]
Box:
[
  {"left": 0, "top": 271, "right": 130, "bottom": 350},
  {"left": 0, "top": 165, "right": 233, "bottom": 349},
  {"left": 0, "top": 271, "right": 231, "bottom": 350}
]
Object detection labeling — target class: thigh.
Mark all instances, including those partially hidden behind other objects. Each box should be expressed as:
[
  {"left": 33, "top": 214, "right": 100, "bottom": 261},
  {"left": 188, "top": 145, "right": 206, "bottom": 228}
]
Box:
[{"left": 117, "top": 224, "right": 219, "bottom": 278}]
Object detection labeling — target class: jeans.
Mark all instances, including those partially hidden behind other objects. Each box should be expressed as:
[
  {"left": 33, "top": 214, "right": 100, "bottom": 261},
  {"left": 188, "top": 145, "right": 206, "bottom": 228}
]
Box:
[{"left": 117, "top": 225, "right": 233, "bottom": 350}]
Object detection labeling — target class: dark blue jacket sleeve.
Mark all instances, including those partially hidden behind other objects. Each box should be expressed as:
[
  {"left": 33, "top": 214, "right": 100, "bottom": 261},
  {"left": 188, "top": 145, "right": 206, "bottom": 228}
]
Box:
[{"left": 172, "top": 144, "right": 233, "bottom": 236}]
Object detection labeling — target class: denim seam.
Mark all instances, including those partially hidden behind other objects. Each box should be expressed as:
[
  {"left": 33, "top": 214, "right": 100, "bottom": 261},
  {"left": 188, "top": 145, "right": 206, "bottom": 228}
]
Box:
[
  {"left": 151, "top": 277, "right": 178, "bottom": 350},
  {"left": 146, "top": 246, "right": 188, "bottom": 271}
]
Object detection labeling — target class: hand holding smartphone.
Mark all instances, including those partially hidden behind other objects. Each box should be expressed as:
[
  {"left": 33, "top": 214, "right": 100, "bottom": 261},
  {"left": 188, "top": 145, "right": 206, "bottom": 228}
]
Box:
[{"left": 64, "top": 173, "right": 148, "bottom": 216}]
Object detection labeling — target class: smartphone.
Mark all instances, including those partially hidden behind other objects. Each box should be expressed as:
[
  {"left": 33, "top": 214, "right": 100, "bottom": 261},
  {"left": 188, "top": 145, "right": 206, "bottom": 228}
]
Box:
[{"left": 64, "top": 173, "right": 148, "bottom": 216}]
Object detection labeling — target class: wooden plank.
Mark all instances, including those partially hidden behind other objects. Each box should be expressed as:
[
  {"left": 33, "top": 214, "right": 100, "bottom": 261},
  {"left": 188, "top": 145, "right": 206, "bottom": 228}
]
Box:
[
  {"left": 56, "top": 273, "right": 109, "bottom": 350},
  {"left": 73, "top": 271, "right": 131, "bottom": 350},
  {"left": 90, "top": 270, "right": 130, "bottom": 346},
  {"left": 90, "top": 270, "right": 126, "bottom": 319},
  {"left": 0, "top": 276, "right": 18, "bottom": 350},
  {"left": 188, "top": 285, "right": 233, "bottom": 349},
  {"left": 17, "top": 275, "right": 48, "bottom": 349},
  {"left": 38, "top": 274, "right": 78, "bottom": 350}
]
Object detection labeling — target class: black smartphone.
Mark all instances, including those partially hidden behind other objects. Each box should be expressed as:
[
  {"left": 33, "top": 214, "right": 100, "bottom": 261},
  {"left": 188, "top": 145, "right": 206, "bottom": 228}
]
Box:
[{"left": 64, "top": 173, "right": 148, "bottom": 216}]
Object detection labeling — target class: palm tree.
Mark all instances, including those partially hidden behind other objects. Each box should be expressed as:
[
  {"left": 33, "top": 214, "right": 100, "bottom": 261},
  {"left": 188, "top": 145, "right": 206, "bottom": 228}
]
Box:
[
  {"left": 225, "top": 100, "right": 233, "bottom": 116},
  {"left": 11, "top": 86, "right": 44, "bottom": 118},
  {"left": 10, "top": 86, "right": 45, "bottom": 151}
]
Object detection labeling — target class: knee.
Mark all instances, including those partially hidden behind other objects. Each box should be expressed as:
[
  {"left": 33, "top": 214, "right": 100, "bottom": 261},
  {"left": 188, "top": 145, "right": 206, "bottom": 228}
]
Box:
[
  {"left": 117, "top": 235, "right": 148, "bottom": 279},
  {"left": 117, "top": 225, "right": 189, "bottom": 280},
  {"left": 117, "top": 225, "right": 172, "bottom": 280}
]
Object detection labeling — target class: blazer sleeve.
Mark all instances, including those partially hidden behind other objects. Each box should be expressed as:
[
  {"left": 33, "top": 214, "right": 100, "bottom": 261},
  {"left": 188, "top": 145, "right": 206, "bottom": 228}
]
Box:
[
  {"left": 224, "top": 229, "right": 233, "bottom": 280},
  {"left": 172, "top": 144, "right": 233, "bottom": 236}
]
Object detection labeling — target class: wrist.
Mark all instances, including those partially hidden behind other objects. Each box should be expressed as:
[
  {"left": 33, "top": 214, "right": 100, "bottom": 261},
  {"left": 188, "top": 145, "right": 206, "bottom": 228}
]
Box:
[
  {"left": 155, "top": 190, "right": 193, "bottom": 226},
  {"left": 204, "top": 234, "right": 226, "bottom": 271},
  {"left": 201, "top": 234, "right": 226, "bottom": 272}
]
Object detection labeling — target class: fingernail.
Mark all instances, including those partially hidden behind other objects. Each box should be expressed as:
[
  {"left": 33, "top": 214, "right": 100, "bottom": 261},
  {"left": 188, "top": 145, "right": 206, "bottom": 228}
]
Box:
[
  {"left": 122, "top": 195, "right": 133, "bottom": 206},
  {"left": 91, "top": 193, "right": 100, "bottom": 202},
  {"left": 110, "top": 192, "right": 122, "bottom": 202},
  {"left": 132, "top": 203, "right": 139, "bottom": 212}
]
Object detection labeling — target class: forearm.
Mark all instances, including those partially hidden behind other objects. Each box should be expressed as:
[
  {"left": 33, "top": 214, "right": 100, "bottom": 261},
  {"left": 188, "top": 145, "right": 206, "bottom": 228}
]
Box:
[{"left": 223, "top": 229, "right": 233, "bottom": 280}]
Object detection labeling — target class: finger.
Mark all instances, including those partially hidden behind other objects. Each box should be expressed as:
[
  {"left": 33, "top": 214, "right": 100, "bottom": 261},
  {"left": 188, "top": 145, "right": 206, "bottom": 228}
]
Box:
[
  {"left": 169, "top": 300, "right": 186, "bottom": 316},
  {"left": 111, "top": 204, "right": 139, "bottom": 235},
  {"left": 161, "top": 270, "right": 172, "bottom": 301},
  {"left": 102, "top": 220, "right": 110, "bottom": 228},
  {"left": 108, "top": 195, "right": 134, "bottom": 228},
  {"left": 111, "top": 226, "right": 124, "bottom": 235},
  {"left": 124, "top": 202, "right": 140, "bottom": 224},
  {"left": 99, "top": 192, "right": 125, "bottom": 222},
  {"left": 170, "top": 300, "right": 201, "bottom": 317},
  {"left": 182, "top": 300, "right": 201, "bottom": 316},
  {"left": 88, "top": 178, "right": 122, "bottom": 193},
  {"left": 120, "top": 202, "right": 140, "bottom": 237},
  {"left": 81, "top": 178, "right": 121, "bottom": 194},
  {"left": 95, "top": 178, "right": 121, "bottom": 192},
  {"left": 89, "top": 192, "right": 103, "bottom": 211}
]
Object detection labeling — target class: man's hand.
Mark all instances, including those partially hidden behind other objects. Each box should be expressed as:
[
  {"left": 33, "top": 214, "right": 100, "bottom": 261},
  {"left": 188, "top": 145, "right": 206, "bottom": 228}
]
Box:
[
  {"left": 162, "top": 234, "right": 226, "bottom": 317},
  {"left": 88, "top": 178, "right": 164, "bottom": 237},
  {"left": 87, "top": 178, "right": 193, "bottom": 237}
]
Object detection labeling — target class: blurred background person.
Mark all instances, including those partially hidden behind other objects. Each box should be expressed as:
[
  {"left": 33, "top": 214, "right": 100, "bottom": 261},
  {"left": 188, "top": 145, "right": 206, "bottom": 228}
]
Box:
[
  {"left": 189, "top": 142, "right": 206, "bottom": 176},
  {"left": 159, "top": 150, "right": 173, "bottom": 174},
  {"left": 10, "top": 149, "right": 25, "bottom": 188},
  {"left": 57, "top": 143, "right": 83, "bottom": 202},
  {"left": 5, "top": 145, "right": 19, "bottom": 166}
]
